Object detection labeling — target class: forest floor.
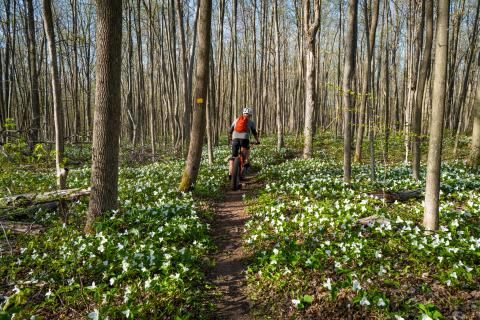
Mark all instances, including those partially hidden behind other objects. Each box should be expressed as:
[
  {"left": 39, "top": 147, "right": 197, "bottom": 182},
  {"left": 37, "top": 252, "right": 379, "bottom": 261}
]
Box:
[{"left": 208, "top": 172, "right": 260, "bottom": 319}]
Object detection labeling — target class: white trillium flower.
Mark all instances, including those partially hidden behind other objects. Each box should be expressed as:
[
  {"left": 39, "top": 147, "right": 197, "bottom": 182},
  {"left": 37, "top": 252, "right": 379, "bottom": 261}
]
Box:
[
  {"left": 352, "top": 280, "right": 362, "bottom": 291},
  {"left": 292, "top": 299, "right": 301, "bottom": 307},
  {"left": 378, "top": 265, "right": 387, "bottom": 276},
  {"left": 359, "top": 296, "right": 370, "bottom": 306},
  {"left": 323, "top": 278, "right": 332, "bottom": 290},
  {"left": 87, "top": 282, "right": 96, "bottom": 290},
  {"left": 145, "top": 278, "right": 152, "bottom": 289},
  {"left": 45, "top": 289, "right": 52, "bottom": 297},
  {"left": 122, "top": 309, "right": 131, "bottom": 318},
  {"left": 450, "top": 271, "right": 457, "bottom": 279},
  {"left": 109, "top": 278, "right": 115, "bottom": 286},
  {"left": 377, "top": 298, "right": 386, "bottom": 307},
  {"left": 394, "top": 316, "right": 405, "bottom": 320},
  {"left": 421, "top": 314, "right": 433, "bottom": 320},
  {"left": 87, "top": 309, "right": 99, "bottom": 320}
]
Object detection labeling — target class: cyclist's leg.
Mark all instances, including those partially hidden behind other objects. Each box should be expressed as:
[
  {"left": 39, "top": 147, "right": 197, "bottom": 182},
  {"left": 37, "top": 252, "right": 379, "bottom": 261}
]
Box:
[
  {"left": 243, "top": 139, "right": 251, "bottom": 165},
  {"left": 229, "top": 139, "right": 240, "bottom": 176}
]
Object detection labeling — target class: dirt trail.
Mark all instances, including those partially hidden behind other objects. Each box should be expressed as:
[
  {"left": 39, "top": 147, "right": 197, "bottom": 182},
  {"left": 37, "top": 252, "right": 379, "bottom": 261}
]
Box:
[{"left": 208, "top": 175, "right": 257, "bottom": 319}]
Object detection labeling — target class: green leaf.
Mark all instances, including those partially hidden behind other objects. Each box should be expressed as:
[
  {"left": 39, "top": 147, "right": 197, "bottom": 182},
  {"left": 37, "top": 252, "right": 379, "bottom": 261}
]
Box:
[{"left": 302, "top": 295, "right": 313, "bottom": 304}]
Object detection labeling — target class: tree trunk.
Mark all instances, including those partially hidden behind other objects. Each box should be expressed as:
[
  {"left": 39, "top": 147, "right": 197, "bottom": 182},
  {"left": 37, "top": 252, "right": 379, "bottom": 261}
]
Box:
[
  {"left": 86, "top": 0, "right": 123, "bottom": 233},
  {"left": 42, "top": 0, "right": 65, "bottom": 190},
  {"left": 26, "top": 0, "right": 41, "bottom": 150},
  {"left": 424, "top": 0, "right": 449, "bottom": 232},
  {"left": 453, "top": 1, "right": 480, "bottom": 154},
  {"left": 126, "top": 2, "right": 136, "bottom": 143},
  {"left": 176, "top": 0, "right": 192, "bottom": 146},
  {"left": 179, "top": 0, "right": 212, "bottom": 191},
  {"left": 72, "top": 0, "right": 80, "bottom": 141},
  {"left": 274, "top": 0, "right": 284, "bottom": 151},
  {"left": 468, "top": 52, "right": 480, "bottom": 167},
  {"left": 147, "top": 0, "right": 156, "bottom": 159},
  {"left": 354, "top": 0, "right": 379, "bottom": 165},
  {"left": 412, "top": 0, "right": 434, "bottom": 180},
  {"left": 302, "top": 0, "right": 321, "bottom": 159},
  {"left": 343, "top": 0, "right": 358, "bottom": 183}
]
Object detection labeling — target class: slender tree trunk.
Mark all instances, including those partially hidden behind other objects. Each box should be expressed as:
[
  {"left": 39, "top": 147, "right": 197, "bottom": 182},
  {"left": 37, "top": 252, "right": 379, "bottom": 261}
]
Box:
[
  {"left": 412, "top": 0, "right": 434, "bottom": 180},
  {"left": 274, "top": 0, "right": 284, "bottom": 151},
  {"left": 3, "top": 0, "right": 12, "bottom": 125},
  {"left": 126, "top": 2, "right": 136, "bottom": 143},
  {"left": 206, "top": 44, "right": 215, "bottom": 165},
  {"left": 135, "top": 0, "right": 145, "bottom": 146},
  {"left": 383, "top": 2, "right": 391, "bottom": 162},
  {"left": 468, "top": 53, "right": 480, "bottom": 167},
  {"left": 26, "top": 0, "right": 40, "bottom": 149},
  {"left": 42, "top": 0, "right": 65, "bottom": 190},
  {"left": 179, "top": 0, "right": 212, "bottom": 191},
  {"left": 445, "top": 1, "right": 464, "bottom": 131},
  {"left": 147, "top": 1, "right": 156, "bottom": 159},
  {"left": 343, "top": 0, "right": 358, "bottom": 183},
  {"left": 453, "top": 1, "right": 480, "bottom": 154},
  {"left": 354, "top": 0, "right": 379, "bottom": 165},
  {"left": 176, "top": 0, "right": 192, "bottom": 146},
  {"left": 86, "top": 0, "right": 123, "bottom": 233},
  {"left": 302, "top": 0, "right": 321, "bottom": 159},
  {"left": 72, "top": 0, "right": 80, "bottom": 141},
  {"left": 424, "top": 0, "right": 449, "bottom": 231}
]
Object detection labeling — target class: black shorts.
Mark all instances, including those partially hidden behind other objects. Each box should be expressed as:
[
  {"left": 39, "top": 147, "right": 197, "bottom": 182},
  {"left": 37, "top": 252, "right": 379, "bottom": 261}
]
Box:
[{"left": 231, "top": 139, "right": 250, "bottom": 157}]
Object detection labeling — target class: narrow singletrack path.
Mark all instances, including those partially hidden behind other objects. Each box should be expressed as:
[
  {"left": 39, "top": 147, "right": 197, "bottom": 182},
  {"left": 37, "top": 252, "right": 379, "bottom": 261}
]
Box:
[{"left": 208, "top": 174, "right": 258, "bottom": 319}]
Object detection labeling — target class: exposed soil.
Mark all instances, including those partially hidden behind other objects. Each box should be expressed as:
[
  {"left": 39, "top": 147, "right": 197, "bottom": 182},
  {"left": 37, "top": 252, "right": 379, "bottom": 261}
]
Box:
[{"left": 208, "top": 174, "right": 258, "bottom": 320}]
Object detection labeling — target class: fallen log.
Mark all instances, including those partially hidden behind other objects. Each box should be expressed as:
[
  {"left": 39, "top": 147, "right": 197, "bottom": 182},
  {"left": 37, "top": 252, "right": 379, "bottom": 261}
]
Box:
[
  {"left": 0, "top": 220, "right": 44, "bottom": 235},
  {"left": 0, "top": 188, "right": 90, "bottom": 208},
  {"left": 1, "top": 201, "right": 60, "bottom": 221},
  {"left": 357, "top": 215, "right": 390, "bottom": 226},
  {"left": 369, "top": 189, "right": 424, "bottom": 203}
]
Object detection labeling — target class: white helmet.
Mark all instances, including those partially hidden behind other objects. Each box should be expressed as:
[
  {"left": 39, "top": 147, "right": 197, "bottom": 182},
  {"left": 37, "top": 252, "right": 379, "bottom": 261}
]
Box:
[{"left": 243, "top": 106, "right": 253, "bottom": 115}]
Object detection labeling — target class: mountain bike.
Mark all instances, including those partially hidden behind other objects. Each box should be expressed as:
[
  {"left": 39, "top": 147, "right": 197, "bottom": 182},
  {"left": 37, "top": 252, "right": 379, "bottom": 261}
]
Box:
[{"left": 231, "top": 142, "right": 259, "bottom": 191}]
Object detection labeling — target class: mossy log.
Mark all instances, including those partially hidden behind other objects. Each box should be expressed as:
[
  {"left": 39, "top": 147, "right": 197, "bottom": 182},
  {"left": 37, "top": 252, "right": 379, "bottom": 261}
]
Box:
[
  {"left": 369, "top": 189, "right": 424, "bottom": 203},
  {"left": 0, "top": 188, "right": 90, "bottom": 208}
]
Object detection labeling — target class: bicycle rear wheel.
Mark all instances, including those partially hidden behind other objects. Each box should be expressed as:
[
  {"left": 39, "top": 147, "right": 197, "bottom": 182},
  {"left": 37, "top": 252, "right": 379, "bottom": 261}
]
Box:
[{"left": 231, "top": 157, "right": 241, "bottom": 191}]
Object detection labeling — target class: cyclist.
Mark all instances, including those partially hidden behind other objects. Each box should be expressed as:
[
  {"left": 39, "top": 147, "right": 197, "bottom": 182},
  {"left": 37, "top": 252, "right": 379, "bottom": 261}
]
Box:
[{"left": 228, "top": 107, "right": 260, "bottom": 180}]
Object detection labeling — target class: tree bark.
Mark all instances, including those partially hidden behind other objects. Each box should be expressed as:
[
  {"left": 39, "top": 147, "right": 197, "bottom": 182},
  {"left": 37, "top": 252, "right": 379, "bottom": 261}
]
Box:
[
  {"left": 42, "top": 0, "right": 65, "bottom": 190},
  {"left": 424, "top": 0, "right": 449, "bottom": 232},
  {"left": 176, "top": 0, "right": 192, "bottom": 146},
  {"left": 468, "top": 52, "right": 480, "bottom": 167},
  {"left": 343, "top": 0, "right": 358, "bottom": 183},
  {"left": 412, "top": 0, "right": 434, "bottom": 180},
  {"left": 453, "top": 1, "right": 480, "bottom": 154},
  {"left": 274, "top": 0, "right": 284, "bottom": 151},
  {"left": 302, "top": 0, "right": 321, "bottom": 159},
  {"left": 86, "top": 0, "right": 123, "bottom": 233},
  {"left": 354, "top": 0, "right": 379, "bottom": 165},
  {"left": 179, "top": 0, "right": 212, "bottom": 191},
  {"left": 26, "top": 0, "right": 41, "bottom": 149}
]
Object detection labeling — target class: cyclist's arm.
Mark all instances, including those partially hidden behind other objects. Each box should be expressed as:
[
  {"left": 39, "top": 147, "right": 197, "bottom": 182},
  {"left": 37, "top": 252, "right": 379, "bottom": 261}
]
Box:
[
  {"left": 228, "top": 123, "right": 234, "bottom": 141},
  {"left": 251, "top": 128, "right": 260, "bottom": 144}
]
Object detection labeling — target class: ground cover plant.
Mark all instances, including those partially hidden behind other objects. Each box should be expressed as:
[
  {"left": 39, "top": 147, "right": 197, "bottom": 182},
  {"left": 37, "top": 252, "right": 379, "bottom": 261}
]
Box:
[
  {"left": 244, "top": 148, "right": 480, "bottom": 319},
  {"left": 0, "top": 139, "right": 287, "bottom": 319}
]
